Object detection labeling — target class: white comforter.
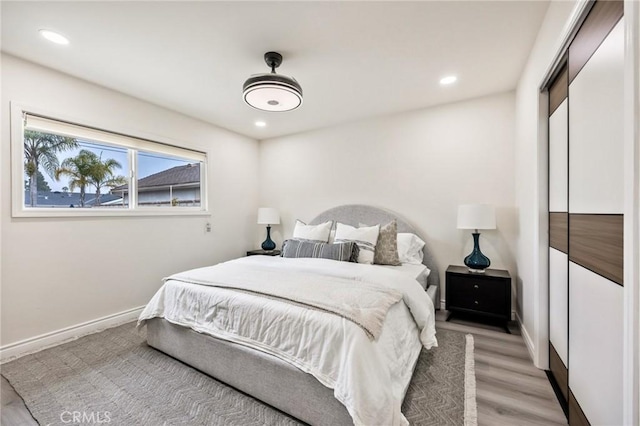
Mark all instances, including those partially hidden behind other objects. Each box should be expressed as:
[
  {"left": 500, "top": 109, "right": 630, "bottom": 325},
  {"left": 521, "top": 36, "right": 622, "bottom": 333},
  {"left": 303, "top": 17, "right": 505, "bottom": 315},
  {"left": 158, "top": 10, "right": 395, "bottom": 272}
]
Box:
[{"left": 138, "top": 256, "right": 437, "bottom": 426}]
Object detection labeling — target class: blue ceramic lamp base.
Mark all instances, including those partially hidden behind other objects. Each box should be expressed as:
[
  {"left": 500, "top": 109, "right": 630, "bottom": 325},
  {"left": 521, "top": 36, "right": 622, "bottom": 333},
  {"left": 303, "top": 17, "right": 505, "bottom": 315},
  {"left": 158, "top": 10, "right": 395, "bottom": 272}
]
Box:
[
  {"left": 464, "top": 232, "right": 490, "bottom": 273},
  {"left": 261, "top": 225, "right": 276, "bottom": 251}
]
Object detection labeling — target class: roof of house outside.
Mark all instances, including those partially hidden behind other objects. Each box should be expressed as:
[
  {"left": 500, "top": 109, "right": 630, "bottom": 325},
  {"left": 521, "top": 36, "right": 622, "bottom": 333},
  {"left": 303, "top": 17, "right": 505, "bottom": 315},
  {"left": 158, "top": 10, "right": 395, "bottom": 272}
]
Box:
[
  {"left": 112, "top": 163, "right": 200, "bottom": 192},
  {"left": 24, "top": 191, "right": 122, "bottom": 207}
]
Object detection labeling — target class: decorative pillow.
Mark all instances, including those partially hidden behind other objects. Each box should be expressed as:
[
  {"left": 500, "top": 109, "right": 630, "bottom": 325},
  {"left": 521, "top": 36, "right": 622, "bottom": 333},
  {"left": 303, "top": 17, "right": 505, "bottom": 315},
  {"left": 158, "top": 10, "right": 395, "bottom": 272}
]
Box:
[
  {"left": 281, "top": 239, "right": 359, "bottom": 262},
  {"left": 360, "top": 220, "right": 401, "bottom": 266},
  {"left": 397, "top": 233, "right": 426, "bottom": 265},
  {"left": 292, "top": 220, "right": 333, "bottom": 243},
  {"left": 334, "top": 223, "right": 380, "bottom": 264}
]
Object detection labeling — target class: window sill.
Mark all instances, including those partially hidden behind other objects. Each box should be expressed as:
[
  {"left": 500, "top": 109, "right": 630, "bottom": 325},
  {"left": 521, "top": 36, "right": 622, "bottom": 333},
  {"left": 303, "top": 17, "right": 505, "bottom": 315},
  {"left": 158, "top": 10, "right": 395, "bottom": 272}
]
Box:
[{"left": 12, "top": 208, "right": 211, "bottom": 218}]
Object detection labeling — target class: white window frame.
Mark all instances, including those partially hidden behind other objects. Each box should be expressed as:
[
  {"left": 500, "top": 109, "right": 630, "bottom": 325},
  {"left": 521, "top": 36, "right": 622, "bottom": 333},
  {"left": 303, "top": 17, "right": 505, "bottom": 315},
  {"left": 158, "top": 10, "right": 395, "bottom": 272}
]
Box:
[{"left": 11, "top": 103, "right": 209, "bottom": 217}]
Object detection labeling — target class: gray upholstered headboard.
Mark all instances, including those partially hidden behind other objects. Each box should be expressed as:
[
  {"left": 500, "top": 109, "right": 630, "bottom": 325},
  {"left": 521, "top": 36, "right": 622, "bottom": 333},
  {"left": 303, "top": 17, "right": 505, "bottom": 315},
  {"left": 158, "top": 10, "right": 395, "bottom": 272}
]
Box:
[{"left": 309, "top": 204, "right": 440, "bottom": 291}]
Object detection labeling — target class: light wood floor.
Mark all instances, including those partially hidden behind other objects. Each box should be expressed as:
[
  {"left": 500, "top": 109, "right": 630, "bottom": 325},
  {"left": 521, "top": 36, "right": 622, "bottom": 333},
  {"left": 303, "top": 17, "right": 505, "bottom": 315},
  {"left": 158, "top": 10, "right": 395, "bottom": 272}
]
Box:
[
  {"left": 436, "top": 311, "right": 567, "bottom": 425},
  {"left": 1, "top": 314, "right": 567, "bottom": 426}
]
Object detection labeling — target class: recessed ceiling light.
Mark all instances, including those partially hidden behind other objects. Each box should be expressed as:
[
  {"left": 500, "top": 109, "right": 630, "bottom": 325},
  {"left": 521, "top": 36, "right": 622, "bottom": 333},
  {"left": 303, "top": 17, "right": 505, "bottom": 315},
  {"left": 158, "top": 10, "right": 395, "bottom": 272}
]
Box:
[
  {"left": 440, "top": 75, "right": 457, "bottom": 85},
  {"left": 39, "top": 29, "right": 69, "bottom": 45},
  {"left": 255, "top": 121, "right": 267, "bottom": 127}
]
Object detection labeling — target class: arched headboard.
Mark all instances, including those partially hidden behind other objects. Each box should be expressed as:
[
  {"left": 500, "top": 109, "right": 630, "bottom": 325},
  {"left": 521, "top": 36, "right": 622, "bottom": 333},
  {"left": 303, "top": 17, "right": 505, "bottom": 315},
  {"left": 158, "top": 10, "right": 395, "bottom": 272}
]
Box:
[{"left": 309, "top": 204, "right": 440, "bottom": 302}]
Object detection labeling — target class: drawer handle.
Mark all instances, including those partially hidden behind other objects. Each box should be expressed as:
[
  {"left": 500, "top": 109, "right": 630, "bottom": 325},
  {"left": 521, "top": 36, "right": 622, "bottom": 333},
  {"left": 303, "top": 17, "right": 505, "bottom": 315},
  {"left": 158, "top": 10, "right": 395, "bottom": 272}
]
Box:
[
  {"left": 474, "top": 285, "right": 479, "bottom": 289},
  {"left": 474, "top": 301, "right": 479, "bottom": 305}
]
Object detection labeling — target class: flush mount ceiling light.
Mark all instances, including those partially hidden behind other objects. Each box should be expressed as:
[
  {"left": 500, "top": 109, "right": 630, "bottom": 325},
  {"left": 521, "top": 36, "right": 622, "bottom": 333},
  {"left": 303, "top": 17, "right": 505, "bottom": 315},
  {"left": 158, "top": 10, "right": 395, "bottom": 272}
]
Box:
[
  {"left": 39, "top": 29, "right": 70, "bottom": 45},
  {"left": 243, "top": 52, "right": 303, "bottom": 112}
]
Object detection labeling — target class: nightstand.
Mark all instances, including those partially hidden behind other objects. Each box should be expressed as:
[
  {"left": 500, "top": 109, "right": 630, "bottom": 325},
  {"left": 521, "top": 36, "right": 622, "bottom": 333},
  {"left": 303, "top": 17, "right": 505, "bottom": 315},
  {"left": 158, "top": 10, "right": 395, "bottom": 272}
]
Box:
[
  {"left": 445, "top": 265, "right": 511, "bottom": 333},
  {"left": 246, "top": 249, "right": 281, "bottom": 257}
]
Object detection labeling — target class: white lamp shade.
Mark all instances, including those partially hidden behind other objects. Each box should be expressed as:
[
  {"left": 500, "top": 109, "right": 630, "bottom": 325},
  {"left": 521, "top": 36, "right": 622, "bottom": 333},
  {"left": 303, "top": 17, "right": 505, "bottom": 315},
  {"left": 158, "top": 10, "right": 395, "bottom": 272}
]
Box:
[
  {"left": 457, "top": 204, "right": 496, "bottom": 230},
  {"left": 257, "top": 207, "right": 280, "bottom": 225}
]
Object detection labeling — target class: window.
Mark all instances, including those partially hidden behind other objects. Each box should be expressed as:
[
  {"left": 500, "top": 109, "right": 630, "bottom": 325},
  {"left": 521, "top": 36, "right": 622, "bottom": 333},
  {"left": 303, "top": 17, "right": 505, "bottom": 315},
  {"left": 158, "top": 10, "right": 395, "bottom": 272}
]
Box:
[{"left": 12, "top": 106, "right": 207, "bottom": 217}]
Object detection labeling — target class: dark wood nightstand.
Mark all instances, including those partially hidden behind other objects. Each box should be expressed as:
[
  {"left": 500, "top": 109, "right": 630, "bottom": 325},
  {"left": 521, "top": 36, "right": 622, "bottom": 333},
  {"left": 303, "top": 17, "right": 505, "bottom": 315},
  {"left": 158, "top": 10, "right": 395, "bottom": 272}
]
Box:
[
  {"left": 246, "top": 249, "right": 281, "bottom": 257},
  {"left": 445, "top": 265, "right": 511, "bottom": 333}
]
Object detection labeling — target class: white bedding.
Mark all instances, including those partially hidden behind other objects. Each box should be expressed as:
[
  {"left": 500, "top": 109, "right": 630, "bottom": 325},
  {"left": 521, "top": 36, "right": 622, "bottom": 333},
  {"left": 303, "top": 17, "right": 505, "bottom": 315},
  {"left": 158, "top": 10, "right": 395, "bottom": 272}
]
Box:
[
  {"left": 138, "top": 256, "right": 437, "bottom": 426},
  {"left": 162, "top": 259, "right": 406, "bottom": 340},
  {"left": 379, "top": 262, "right": 431, "bottom": 289}
]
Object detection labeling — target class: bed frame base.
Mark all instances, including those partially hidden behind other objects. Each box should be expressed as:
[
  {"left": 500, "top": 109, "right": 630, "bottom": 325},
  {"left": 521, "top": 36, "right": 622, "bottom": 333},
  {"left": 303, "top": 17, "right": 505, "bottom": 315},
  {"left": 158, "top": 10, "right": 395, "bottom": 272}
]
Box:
[{"left": 146, "top": 318, "right": 352, "bottom": 425}]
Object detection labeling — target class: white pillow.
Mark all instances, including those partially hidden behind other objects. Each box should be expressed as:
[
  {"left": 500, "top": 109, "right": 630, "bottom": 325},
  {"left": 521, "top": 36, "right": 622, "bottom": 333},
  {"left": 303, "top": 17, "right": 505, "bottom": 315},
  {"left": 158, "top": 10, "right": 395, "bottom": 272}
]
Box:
[
  {"left": 334, "top": 223, "right": 380, "bottom": 264},
  {"left": 397, "top": 233, "right": 425, "bottom": 265},
  {"left": 292, "top": 220, "right": 333, "bottom": 243}
]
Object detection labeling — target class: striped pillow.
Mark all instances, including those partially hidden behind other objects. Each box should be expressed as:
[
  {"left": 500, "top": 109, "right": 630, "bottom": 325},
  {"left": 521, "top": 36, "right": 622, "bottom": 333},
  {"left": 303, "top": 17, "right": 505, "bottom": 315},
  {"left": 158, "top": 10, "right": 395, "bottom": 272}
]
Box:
[
  {"left": 281, "top": 239, "right": 359, "bottom": 263},
  {"left": 334, "top": 223, "right": 380, "bottom": 264}
]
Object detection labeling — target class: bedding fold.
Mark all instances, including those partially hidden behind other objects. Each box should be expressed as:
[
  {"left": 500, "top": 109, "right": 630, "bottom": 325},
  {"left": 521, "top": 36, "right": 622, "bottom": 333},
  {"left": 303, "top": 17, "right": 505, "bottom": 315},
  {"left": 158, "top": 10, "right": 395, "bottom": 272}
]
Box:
[{"left": 165, "top": 260, "right": 402, "bottom": 340}]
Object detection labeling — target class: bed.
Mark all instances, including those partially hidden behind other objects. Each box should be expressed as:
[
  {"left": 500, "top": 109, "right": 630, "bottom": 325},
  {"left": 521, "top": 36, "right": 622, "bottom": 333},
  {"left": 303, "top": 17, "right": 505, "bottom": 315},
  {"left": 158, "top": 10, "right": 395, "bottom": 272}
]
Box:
[{"left": 139, "top": 204, "right": 440, "bottom": 425}]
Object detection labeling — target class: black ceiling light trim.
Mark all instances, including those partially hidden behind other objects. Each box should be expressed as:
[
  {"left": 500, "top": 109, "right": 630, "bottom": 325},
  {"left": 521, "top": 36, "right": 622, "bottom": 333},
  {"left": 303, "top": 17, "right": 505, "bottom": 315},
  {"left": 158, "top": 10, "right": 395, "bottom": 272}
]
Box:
[{"left": 242, "top": 52, "right": 303, "bottom": 112}]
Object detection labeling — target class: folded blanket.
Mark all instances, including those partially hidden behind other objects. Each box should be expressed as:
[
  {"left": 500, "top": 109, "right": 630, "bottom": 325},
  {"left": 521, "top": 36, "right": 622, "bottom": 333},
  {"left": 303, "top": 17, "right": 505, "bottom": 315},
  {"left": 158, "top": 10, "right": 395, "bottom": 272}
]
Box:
[{"left": 166, "top": 260, "right": 403, "bottom": 340}]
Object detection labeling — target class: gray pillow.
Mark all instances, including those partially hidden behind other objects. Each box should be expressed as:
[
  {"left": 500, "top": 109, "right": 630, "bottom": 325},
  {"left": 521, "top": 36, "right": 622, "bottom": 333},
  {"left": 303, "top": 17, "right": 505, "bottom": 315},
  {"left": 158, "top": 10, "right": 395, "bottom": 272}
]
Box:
[
  {"left": 281, "top": 239, "right": 359, "bottom": 263},
  {"left": 361, "top": 220, "right": 401, "bottom": 266}
]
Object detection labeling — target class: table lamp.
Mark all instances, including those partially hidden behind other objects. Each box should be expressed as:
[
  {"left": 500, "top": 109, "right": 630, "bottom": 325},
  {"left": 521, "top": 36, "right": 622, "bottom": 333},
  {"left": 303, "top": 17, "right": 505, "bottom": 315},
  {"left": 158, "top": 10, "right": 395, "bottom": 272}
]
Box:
[
  {"left": 457, "top": 204, "right": 496, "bottom": 273},
  {"left": 257, "top": 207, "right": 280, "bottom": 251}
]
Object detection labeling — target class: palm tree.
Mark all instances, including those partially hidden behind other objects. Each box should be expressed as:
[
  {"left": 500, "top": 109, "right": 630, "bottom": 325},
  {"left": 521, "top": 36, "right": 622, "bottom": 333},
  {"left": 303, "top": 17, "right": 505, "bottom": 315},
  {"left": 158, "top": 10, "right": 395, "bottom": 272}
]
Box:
[
  {"left": 24, "top": 130, "right": 77, "bottom": 206},
  {"left": 89, "top": 154, "right": 126, "bottom": 206},
  {"left": 55, "top": 150, "right": 98, "bottom": 207},
  {"left": 24, "top": 170, "right": 52, "bottom": 192}
]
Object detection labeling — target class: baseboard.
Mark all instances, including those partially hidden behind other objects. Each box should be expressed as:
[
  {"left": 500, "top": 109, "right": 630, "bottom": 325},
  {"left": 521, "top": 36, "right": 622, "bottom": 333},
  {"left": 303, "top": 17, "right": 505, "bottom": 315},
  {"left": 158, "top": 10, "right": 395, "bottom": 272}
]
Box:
[
  {"left": 0, "top": 306, "right": 144, "bottom": 363},
  {"left": 516, "top": 311, "right": 536, "bottom": 364}
]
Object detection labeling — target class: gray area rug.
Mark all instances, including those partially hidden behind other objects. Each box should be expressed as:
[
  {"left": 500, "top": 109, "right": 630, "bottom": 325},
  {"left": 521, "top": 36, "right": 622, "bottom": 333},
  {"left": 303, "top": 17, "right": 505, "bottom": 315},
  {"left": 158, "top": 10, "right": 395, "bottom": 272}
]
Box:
[{"left": 2, "top": 323, "right": 475, "bottom": 425}]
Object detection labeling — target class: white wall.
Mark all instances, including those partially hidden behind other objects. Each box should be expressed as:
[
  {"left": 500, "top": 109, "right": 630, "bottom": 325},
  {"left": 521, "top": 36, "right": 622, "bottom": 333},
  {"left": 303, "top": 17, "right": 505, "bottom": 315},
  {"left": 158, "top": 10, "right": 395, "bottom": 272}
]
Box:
[
  {"left": 514, "top": 0, "right": 581, "bottom": 368},
  {"left": 622, "top": 2, "right": 640, "bottom": 424},
  {"left": 259, "top": 91, "right": 518, "bottom": 305},
  {"left": 0, "top": 54, "right": 259, "bottom": 349}
]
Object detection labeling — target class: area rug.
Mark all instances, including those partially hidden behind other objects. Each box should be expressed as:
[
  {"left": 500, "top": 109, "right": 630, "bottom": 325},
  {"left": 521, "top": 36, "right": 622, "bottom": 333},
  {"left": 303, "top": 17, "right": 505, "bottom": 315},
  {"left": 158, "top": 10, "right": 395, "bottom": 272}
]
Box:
[{"left": 1, "top": 323, "right": 476, "bottom": 426}]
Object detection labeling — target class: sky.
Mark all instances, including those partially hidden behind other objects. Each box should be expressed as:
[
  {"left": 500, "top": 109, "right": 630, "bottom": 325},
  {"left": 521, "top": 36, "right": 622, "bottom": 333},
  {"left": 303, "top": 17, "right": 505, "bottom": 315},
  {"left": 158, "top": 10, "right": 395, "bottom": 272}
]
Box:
[{"left": 35, "top": 139, "right": 190, "bottom": 193}]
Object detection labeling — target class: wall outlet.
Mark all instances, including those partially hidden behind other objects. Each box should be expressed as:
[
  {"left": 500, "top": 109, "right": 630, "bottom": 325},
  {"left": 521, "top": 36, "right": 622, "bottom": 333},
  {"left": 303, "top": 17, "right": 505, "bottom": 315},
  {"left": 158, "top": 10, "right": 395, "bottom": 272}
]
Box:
[{"left": 205, "top": 222, "right": 211, "bottom": 232}]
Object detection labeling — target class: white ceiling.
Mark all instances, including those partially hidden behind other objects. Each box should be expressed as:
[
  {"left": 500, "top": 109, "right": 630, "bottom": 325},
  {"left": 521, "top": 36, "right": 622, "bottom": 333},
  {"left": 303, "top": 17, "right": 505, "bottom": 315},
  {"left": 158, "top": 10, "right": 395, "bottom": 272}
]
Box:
[{"left": 1, "top": 1, "right": 549, "bottom": 140}]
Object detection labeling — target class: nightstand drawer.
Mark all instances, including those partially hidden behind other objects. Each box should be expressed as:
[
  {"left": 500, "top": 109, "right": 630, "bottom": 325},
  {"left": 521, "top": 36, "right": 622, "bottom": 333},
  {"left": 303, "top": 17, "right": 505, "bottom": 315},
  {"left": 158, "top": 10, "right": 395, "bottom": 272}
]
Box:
[
  {"left": 447, "top": 276, "right": 507, "bottom": 315},
  {"left": 445, "top": 265, "right": 511, "bottom": 332}
]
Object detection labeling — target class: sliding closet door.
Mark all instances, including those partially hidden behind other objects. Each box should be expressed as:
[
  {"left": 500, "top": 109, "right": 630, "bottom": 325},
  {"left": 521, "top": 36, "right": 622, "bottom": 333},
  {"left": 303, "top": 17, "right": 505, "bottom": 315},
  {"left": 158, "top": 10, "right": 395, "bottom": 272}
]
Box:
[
  {"left": 568, "top": 3, "right": 624, "bottom": 424},
  {"left": 548, "top": 65, "right": 569, "bottom": 406}
]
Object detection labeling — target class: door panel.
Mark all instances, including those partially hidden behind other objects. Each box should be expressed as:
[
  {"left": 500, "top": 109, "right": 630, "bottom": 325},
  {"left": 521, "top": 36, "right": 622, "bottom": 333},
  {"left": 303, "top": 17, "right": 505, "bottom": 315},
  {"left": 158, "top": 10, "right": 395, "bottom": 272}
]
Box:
[
  {"left": 549, "top": 99, "right": 568, "bottom": 212},
  {"left": 549, "top": 248, "right": 568, "bottom": 365},
  {"left": 568, "top": 20, "right": 624, "bottom": 214},
  {"left": 568, "top": 262, "right": 623, "bottom": 425}
]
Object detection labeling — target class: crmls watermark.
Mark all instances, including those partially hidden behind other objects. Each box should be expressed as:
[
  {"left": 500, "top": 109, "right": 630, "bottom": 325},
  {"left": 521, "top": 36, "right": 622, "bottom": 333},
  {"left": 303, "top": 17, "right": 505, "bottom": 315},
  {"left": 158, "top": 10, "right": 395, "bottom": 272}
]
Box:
[{"left": 59, "top": 411, "right": 111, "bottom": 424}]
